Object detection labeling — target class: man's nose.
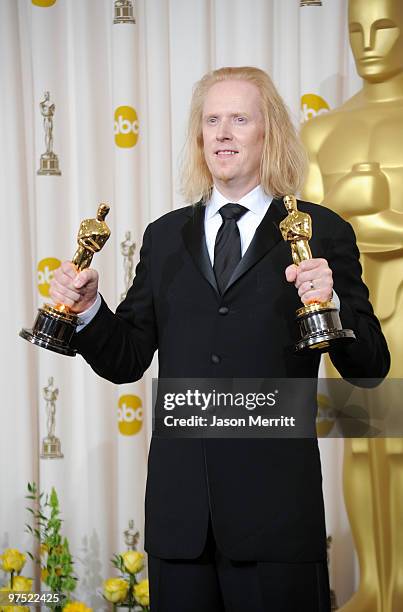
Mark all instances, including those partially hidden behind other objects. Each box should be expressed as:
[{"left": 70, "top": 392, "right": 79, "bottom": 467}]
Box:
[{"left": 216, "top": 119, "right": 233, "bottom": 141}]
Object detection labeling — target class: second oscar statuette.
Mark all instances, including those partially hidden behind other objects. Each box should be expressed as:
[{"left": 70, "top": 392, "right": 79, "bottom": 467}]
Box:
[
  {"left": 20, "top": 204, "right": 111, "bottom": 356},
  {"left": 280, "top": 195, "right": 356, "bottom": 352}
]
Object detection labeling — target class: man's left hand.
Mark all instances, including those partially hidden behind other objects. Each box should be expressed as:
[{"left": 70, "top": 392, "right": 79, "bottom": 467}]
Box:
[{"left": 285, "top": 258, "right": 333, "bottom": 304}]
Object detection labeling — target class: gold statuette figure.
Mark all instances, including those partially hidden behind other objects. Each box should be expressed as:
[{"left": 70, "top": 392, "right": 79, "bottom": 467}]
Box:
[
  {"left": 280, "top": 195, "right": 355, "bottom": 352},
  {"left": 72, "top": 203, "right": 111, "bottom": 271},
  {"left": 20, "top": 204, "right": 111, "bottom": 356},
  {"left": 41, "top": 377, "right": 63, "bottom": 459},
  {"left": 280, "top": 195, "right": 313, "bottom": 264},
  {"left": 301, "top": 0, "right": 403, "bottom": 610}
]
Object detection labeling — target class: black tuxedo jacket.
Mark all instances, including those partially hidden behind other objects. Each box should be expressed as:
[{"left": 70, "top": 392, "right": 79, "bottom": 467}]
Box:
[{"left": 73, "top": 198, "right": 389, "bottom": 562}]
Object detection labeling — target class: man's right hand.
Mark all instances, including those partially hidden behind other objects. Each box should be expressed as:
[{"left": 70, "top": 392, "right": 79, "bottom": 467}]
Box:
[{"left": 50, "top": 261, "right": 99, "bottom": 313}]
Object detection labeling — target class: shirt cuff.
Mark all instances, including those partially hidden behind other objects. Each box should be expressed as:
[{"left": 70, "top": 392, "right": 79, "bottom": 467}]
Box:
[
  {"left": 332, "top": 290, "right": 340, "bottom": 310},
  {"left": 76, "top": 293, "right": 102, "bottom": 332}
]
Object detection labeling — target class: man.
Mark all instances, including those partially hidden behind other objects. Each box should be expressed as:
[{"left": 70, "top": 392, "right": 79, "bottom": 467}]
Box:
[{"left": 51, "top": 67, "right": 389, "bottom": 611}]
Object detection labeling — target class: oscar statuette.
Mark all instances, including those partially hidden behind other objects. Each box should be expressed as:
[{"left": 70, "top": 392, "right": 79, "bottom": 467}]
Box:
[
  {"left": 20, "top": 204, "right": 111, "bottom": 356},
  {"left": 123, "top": 519, "right": 140, "bottom": 551},
  {"left": 120, "top": 230, "right": 136, "bottom": 301},
  {"left": 280, "top": 195, "right": 355, "bottom": 352},
  {"left": 37, "top": 91, "right": 61, "bottom": 176},
  {"left": 41, "top": 377, "right": 63, "bottom": 459}
]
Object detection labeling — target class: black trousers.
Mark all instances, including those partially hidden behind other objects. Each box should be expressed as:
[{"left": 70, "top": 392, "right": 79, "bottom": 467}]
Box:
[{"left": 148, "top": 517, "right": 331, "bottom": 612}]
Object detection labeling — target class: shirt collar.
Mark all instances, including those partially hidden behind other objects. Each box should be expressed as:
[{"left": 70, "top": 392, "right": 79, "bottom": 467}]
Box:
[{"left": 205, "top": 184, "right": 272, "bottom": 220}]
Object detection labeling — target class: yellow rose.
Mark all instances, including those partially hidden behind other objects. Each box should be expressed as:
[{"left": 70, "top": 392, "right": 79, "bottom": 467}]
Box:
[
  {"left": 133, "top": 579, "right": 149, "bottom": 607},
  {"left": 8, "top": 576, "right": 33, "bottom": 592},
  {"left": 63, "top": 602, "right": 93, "bottom": 612},
  {"left": 0, "top": 549, "right": 26, "bottom": 573},
  {"left": 121, "top": 550, "right": 144, "bottom": 574},
  {"left": 103, "top": 577, "right": 129, "bottom": 603},
  {"left": 41, "top": 567, "right": 49, "bottom": 582},
  {"left": 0, "top": 586, "right": 20, "bottom": 612},
  {"left": 0, "top": 586, "right": 26, "bottom": 612}
]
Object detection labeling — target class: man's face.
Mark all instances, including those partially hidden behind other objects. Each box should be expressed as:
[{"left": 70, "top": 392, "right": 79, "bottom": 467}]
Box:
[
  {"left": 202, "top": 80, "right": 265, "bottom": 197},
  {"left": 348, "top": 0, "right": 403, "bottom": 82}
]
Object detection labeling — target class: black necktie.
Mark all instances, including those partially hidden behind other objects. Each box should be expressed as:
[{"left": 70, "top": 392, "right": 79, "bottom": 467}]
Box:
[{"left": 213, "top": 203, "right": 248, "bottom": 294}]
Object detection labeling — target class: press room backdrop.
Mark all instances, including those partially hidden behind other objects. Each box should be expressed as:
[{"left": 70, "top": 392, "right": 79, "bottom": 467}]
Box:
[{"left": 0, "top": 0, "right": 363, "bottom": 607}]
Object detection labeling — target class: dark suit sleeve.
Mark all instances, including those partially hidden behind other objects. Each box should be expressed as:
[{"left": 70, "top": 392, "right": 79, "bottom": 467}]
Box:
[
  {"left": 327, "top": 217, "right": 390, "bottom": 382},
  {"left": 72, "top": 223, "right": 157, "bottom": 384}
]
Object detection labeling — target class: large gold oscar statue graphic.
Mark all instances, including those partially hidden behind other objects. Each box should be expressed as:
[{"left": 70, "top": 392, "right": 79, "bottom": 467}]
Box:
[{"left": 301, "top": 0, "right": 403, "bottom": 610}]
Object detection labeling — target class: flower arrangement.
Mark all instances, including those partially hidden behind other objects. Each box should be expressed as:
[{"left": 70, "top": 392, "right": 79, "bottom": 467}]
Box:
[
  {"left": 25, "top": 482, "right": 77, "bottom": 610},
  {"left": 24, "top": 483, "right": 91, "bottom": 611},
  {"left": 1, "top": 484, "right": 149, "bottom": 611},
  {"left": 103, "top": 550, "right": 149, "bottom": 611}
]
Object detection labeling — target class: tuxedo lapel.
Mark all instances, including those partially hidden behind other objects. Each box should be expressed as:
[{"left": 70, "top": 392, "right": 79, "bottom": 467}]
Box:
[
  {"left": 224, "top": 197, "right": 286, "bottom": 293},
  {"left": 181, "top": 203, "right": 219, "bottom": 294},
  {"left": 181, "top": 197, "right": 287, "bottom": 296}
]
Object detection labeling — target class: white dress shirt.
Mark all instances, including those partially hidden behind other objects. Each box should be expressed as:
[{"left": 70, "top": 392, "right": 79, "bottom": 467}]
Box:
[
  {"left": 77, "top": 184, "right": 339, "bottom": 331},
  {"left": 205, "top": 184, "right": 272, "bottom": 264}
]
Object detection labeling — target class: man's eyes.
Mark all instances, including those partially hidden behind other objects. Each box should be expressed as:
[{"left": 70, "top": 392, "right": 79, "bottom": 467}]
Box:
[{"left": 205, "top": 116, "right": 247, "bottom": 124}]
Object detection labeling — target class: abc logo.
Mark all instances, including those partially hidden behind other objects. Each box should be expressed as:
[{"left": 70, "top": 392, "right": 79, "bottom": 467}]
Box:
[
  {"left": 32, "top": 0, "right": 57, "bottom": 6},
  {"left": 37, "top": 258, "right": 61, "bottom": 297},
  {"left": 300, "top": 94, "right": 330, "bottom": 123},
  {"left": 118, "top": 394, "right": 143, "bottom": 436},
  {"left": 114, "top": 106, "right": 139, "bottom": 148},
  {"left": 316, "top": 393, "right": 336, "bottom": 437}
]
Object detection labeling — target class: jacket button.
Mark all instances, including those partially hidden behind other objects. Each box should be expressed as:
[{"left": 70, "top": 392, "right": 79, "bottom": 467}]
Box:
[
  {"left": 211, "top": 354, "right": 220, "bottom": 364},
  {"left": 218, "top": 306, "right": 229, "bottom": 315}
]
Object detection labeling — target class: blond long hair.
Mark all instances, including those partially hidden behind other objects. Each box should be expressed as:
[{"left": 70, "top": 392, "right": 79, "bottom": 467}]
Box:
[{"left": 180, "top": 66, "right": 307, "bottom": 203}]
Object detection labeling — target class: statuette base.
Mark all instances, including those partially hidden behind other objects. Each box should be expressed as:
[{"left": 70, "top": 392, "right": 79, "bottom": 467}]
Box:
[
  {"left": 37, "top": 152, "right": 61, "bottom": 176},
  {"left": 114, "top": 4, "right": 135, "bottom": 24},
  {"left": 41, "top": 436, "right": 63, "bottom": 459},
  {"left": 20, "top": 304, "right": 77, "bottom": 356},
  {"left": 295, "top": 301, "right": 356, "bottom": 352}
]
